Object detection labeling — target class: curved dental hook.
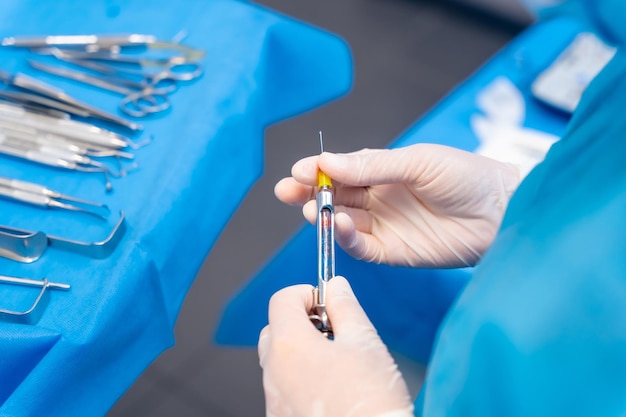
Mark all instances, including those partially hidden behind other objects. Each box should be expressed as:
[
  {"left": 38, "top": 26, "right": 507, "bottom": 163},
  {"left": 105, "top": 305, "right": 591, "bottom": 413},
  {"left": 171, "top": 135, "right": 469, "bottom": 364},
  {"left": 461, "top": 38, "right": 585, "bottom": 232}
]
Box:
[
  {"left": 88, "top": 160, "right": 123, "bottom": 178},
  {"left": 113, "top": 156, "right": 139, "bottom": 177},
  {"left": 87, "top": 158, "right": 139, "bottom": 179},
  {"left": 124, "top": 136, "right": 151, "bottom": 150},
  {"left": 51, "top": 200, "right": 109, "bottom": 220},
  {"left": 73, "top": 164, "right": 113, "bottom": 192},
  {"left": 86, "top": 149, "right": 135, "bottom": 159},
  {"left": 103, "top": 170, "right": 112, "bottom": 193}
]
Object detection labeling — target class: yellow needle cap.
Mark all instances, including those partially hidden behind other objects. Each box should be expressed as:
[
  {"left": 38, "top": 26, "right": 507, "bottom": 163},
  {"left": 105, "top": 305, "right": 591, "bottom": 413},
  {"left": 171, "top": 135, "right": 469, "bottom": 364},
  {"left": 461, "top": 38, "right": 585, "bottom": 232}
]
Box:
[{"left": 318, "top": 170, "right": 333, "bottom": 188}]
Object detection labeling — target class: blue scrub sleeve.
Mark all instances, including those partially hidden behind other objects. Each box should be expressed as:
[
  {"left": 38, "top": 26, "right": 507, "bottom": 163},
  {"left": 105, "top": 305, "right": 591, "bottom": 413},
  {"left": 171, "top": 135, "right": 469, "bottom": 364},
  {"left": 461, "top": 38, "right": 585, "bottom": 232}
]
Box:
[{"left": 415, "top": 47, "right": 626, "bottom": 416}]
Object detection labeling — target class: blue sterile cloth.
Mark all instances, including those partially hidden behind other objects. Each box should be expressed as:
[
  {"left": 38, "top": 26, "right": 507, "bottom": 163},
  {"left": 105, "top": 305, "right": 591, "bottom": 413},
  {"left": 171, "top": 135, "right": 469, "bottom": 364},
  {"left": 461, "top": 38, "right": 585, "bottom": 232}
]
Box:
[
  {"left": 415, "top": 39, "right": 626, "bottom": 417},
  {"left": 0, "top": 1, "right": 351, "bottom": 416},
  {"left": 215, "top": 16, "right": 588, "bottom": 361}
]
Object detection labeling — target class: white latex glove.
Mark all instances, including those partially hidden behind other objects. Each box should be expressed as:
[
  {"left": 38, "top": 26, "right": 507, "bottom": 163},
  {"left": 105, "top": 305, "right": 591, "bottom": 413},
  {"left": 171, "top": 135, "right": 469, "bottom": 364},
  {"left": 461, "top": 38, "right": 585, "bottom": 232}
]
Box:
[
  {"left": 275, "top": 144, "right": 520, "bottom": 268},
  {"left": 258, "top": 276, "right": 414, "bottom": 417}
]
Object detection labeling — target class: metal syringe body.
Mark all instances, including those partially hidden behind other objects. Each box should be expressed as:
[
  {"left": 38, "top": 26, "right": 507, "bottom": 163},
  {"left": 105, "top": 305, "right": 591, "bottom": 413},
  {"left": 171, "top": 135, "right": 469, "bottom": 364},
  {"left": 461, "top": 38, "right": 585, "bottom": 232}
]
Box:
[{"left": 313, "top": 163, "right": 335, "bottom": 337}]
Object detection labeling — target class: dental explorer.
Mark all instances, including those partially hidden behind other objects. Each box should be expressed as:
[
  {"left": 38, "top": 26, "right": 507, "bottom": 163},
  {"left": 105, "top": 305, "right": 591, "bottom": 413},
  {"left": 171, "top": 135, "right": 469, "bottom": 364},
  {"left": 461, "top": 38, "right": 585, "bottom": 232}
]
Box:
[
  {"left": 309, "top": 131, "right": 335, "bottom": 339},
  {"left": 0, "top": 176, "right": 110, "bottom": 219}
]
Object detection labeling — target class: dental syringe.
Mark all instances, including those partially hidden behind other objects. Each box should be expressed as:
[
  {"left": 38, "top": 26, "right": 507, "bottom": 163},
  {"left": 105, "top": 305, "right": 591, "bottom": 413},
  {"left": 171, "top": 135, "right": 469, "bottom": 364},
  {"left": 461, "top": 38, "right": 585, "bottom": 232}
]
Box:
[{"left": 309, "top": 131, "right": 335, "bottom": 339}]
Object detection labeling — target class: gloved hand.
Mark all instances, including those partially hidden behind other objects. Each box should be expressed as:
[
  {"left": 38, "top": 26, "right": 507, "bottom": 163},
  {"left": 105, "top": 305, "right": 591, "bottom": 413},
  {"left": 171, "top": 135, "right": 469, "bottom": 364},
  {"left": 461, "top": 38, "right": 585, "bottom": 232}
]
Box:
[
  {"left": 275, "top": 144, "right": 520, "bottom": 268},
  {"left": 258, "top": 276, "right": 414, "bottom": 417}
]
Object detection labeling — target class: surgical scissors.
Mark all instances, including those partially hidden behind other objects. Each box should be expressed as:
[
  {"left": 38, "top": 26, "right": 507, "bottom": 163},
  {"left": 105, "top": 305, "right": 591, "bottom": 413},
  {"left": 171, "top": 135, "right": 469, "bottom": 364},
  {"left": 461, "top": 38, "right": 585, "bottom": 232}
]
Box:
[
  {"left": 29, "top": 60, "right": 172, "bottom": 118},
  {"left": 30, "top": 47, "right": 202, "bottom": 117},
  {"left": 54, "top": 50, "right": 203, "bottom": 79},
  {"left": 36, "top": 47, "right": 203, "bottom": 82}
]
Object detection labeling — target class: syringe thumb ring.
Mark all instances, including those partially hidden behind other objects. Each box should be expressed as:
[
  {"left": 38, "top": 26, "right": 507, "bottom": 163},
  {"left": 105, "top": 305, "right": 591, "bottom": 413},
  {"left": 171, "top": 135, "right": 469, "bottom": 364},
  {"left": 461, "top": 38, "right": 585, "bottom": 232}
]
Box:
[{"left": 309, "top": 305, "right": 333, "bottom": 338}]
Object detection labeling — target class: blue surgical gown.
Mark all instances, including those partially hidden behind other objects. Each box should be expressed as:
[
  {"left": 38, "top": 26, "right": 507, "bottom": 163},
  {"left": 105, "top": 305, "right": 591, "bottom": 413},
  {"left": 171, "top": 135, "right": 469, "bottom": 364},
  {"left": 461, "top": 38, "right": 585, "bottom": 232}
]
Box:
[{"left": 415, "top": 31, "right": 626, "bottom": 417}]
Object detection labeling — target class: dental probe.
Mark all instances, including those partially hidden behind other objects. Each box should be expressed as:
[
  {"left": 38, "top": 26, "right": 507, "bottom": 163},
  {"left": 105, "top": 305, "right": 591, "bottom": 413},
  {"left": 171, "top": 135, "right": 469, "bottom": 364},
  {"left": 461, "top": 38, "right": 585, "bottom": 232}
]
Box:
[
  {"left": 309, "top": 131, "right": 335, "bottom": 339},
  {"left": 0, "top": 176, "right": 110, "bottom": 218}
]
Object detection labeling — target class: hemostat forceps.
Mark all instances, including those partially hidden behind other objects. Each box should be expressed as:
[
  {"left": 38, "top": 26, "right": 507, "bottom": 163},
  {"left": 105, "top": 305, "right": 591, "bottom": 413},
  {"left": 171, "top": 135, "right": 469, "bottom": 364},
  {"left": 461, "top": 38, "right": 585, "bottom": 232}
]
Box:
[
  {"left": 28, "top": 59, "right": 173, "bottom": 118},
  {"left": 309, "top": 132, "right": 335, "bottom": 339}
]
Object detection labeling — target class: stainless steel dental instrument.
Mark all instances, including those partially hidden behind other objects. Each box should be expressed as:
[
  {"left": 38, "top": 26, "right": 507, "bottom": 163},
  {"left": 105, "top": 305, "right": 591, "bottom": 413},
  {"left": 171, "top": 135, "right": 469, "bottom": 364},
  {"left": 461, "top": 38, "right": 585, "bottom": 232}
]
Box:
[
  {"left": 0, "top": 97, "right": 70, "bottom": 119},
  {"left": 0, "top": 90, "right": 92, "bottom": 117},
  {"left": 309, "top": 131, "right": 335, "bottom": 339},
  {"left": 0, "top": 102, "right": 139, "bottom": 191},
  {"left": 0, "top": 210, "right": 126, "bottom": 263},
  {"left": 0, "top": 101, "right": 135, "bottom": 149},
  {"left": 0, "top": 70, "right": 142, "bottom": 131},
  {"left": 0, "top": 141, "right": 116, "bottom": 192},
  {"left": 2, "top": 33, "right": 205, "bottom": 61},
  {"left": 0, "top": 274, "right": 70, "bottom": 324},
  {"left": 40, "top": 48, "right": 203, "bottom": 77},
  {"left": 0, "top": 176, "right": 110, "bottom": 219},
  {"left": 0, "top": 131, "right": 122, "bottom": 172},
  {"left": 1, "top": 34, "right": 157, "bottom": 49},
  {"left": 0, "top": 120, "right": 135, "bottom": 158},
  {"left": 28, "top": 59, "right": 172, "bottom": 118}
]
